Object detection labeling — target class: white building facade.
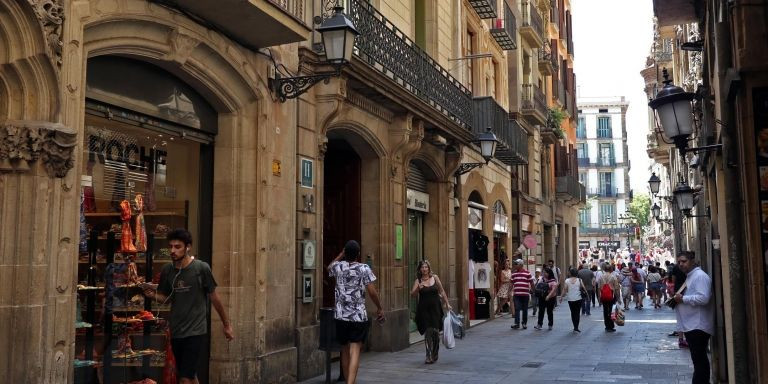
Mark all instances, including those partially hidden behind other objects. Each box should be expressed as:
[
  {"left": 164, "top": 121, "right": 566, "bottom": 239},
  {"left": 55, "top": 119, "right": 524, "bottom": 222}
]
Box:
[{"left": 576, "top": 97, "right": 632, "bottom": 253}]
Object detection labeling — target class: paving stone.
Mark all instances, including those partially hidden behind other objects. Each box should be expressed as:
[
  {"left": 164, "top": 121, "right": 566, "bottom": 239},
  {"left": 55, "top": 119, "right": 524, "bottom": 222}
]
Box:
[{"left": 299, "top": 297, "right": 694, "bottom": 383}]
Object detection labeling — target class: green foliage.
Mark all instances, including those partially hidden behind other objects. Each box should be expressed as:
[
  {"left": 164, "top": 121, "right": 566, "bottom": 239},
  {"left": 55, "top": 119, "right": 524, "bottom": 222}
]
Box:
[
  {"left": 547, "top": 107, "right": 567, "bottom": 129},
  {"left": 627, "top": 193, "right": 652, "bottom": 230}
]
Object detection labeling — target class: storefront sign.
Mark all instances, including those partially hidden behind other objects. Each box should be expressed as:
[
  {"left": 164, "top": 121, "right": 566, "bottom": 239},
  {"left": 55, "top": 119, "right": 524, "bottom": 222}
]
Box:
[
  {"left": 493, "top": 213, "right": 508, "bottom": 234},
  {"left": 88, "top": 134, "right": 167, "bottom": 170},
  {"left": 300, "top": 158, "right": 313, "bottom": 188},
  {"left": 395, "top": 224, "right": 403, "bottom": 260},
  {"left": 597, "top": 240, "right": 620, "bottom": 249},
  {"left": 468, "top": 207, "right": 483, "bottom": 230},
  {"left": 579, "top": 241, "right": 591, "bottom": 249},
  {"left": 406, "top": 189, "right": 430, "bottom": 212}
]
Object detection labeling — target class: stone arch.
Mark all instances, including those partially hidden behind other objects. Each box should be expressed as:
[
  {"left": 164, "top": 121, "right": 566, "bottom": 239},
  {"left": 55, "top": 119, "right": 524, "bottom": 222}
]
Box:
[
  {"left": 0, "top": 0, "right": 61, "bottom": 121},
  {"left": 410, "top": 152, "right": 445, "bottom": 182},
  {"left": 326, "top": 121, "right": 388, "bottom": 160},
  {"left": 82, "top": 11, "right": 266, "bottom": 114}
]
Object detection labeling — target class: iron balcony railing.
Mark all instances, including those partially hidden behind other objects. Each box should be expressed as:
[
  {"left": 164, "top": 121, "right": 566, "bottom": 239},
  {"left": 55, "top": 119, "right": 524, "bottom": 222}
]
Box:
[
  {"left": 521, "top": 1, "right": 544, "bottom": 42},
  {"left": 269, "top": 0, "right": 304, "bottom": 21},
  {"left": 597, "top": 156, "right": 616, "bottom": 166},
  {"left": 490, "top": 1, "right": 517, "bottom": 50},
  {"left": 521, "top": 84, "right": 547, "bottom": 117},
  {"left": 327, "top": 0, "right": 473, "bottom": 128},
  {"left": 468, "top": 0, "right": 498, "bottom": 19},
  {"left": 587, "top": 187, "right": 621, "bottom": 197},
  {"left": 472, "top": 97, "right": 528, "bottom": 165},
  {"left": 556, "top": 174, "right": 581, "bottom": 201},
  {"left": 577, "top": 157, "right": 590, "bottom": 167}
]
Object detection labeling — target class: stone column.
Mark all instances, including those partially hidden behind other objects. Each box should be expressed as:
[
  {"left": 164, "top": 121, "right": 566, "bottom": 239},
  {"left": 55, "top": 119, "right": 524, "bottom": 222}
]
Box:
[{"left": 0, "top": 120, "right": 78, "bottom": 383}]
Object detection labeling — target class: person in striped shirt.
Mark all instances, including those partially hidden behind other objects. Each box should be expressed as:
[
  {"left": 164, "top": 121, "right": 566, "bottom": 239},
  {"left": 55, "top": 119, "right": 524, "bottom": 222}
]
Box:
[{"left": 509, "top": 256, "right": 535, "bottom": 329}]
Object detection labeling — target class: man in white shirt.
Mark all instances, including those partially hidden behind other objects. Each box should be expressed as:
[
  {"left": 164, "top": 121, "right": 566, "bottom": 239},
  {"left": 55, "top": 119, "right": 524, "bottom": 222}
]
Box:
[{"left": 673, "top": 251, "right": 714, "bottom": 384}]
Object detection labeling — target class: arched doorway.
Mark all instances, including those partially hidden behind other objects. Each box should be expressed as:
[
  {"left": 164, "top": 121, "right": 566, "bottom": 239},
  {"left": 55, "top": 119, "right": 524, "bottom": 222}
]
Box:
[
  {"left": 77, "top": 55, "right": 217, "bottom": 384},
  {"left": 322, "top": 129, "right": 382, "bottom": 308}
]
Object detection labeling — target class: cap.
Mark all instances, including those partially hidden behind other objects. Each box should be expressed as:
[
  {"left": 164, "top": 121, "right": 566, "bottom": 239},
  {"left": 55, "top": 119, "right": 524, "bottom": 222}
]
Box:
[
  {"left": 535, "top": 268, "right": 542, "bottom": 272},
  {"left": 514, "top": 259, "right": 524, "bottom": 265}
]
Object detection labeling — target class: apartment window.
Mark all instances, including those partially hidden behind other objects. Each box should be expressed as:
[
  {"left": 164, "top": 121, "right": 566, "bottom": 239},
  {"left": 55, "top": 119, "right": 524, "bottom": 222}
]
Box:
[
  {"left": 598, "top": 143, "right": 613, "bottom": 165},
  {"left": 576, "top": 143, "right": 588, "bottom": 159},
  {"left": 597, "top": 116, "right": 612, "bottom": 138},
  {"left": 598, "top": 108, "right": 608, "bottom": 113},
  {"left": 577, "top": 117, "right": 586, "bottom": 138},
  {"left": 599, "top": 172, "right": 613, "bottom": 196},
  {"left": 464, "top": 29, "right": 475, "bottom": 92},
  {"left": 599, "top": 204, "right": 616, "bottom": 225},
  {"left": 519, "top": 164, "right": 529, "bottom": 194},
  {"left": 578, "top": 172, "right": 587, "bottom": 187},
  {"left": 579, "top": 208, "right": 591, "bottom": 228}
]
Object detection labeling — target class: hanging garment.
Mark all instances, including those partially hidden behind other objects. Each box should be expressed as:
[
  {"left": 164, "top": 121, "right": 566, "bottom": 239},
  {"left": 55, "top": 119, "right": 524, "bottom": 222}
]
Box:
[
  {"left": 134, "top": 194, "right": 147, "bottom": 252},
  {"left": 119, "top": 200, "right": 137, "bottom": 254}
]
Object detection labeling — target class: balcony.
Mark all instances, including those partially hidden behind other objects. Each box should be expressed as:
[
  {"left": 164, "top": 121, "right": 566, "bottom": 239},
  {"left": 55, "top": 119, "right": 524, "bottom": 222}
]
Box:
[
  {"left": 653, "top": 0, "right": 697, "bottom": 27},
  {"left": 520, "top": 1, "right": 544, "bottom": 48},
  {"left": 596, "top": 156, "right": 616, "bottom": 167},
  {"left": 587, "top": 187, "right": 622, "bottom": 198},
  {"left": 556, "top": 174, "right": 581, "bottom": 203},
  {"left": 473, "top": 97, "right": 528, "bottom": 165},
  {"left": 490, "top": 1, "right": 517, "bottom": 50},
  {"left": 577, "top": 157, "right": 590, "bottom": 167},
  {"left": 340, "top": 0, "right": 473, "bottom": 128},
  {"left": 159, "top": 0, "right": 310, "bottom": 48},
  {"left": 538, "top": 42, "right": 555, "bottom": 75},
  {"left": 469, "top": 0, "right": 497, "bottom": 19},
  {"left": 521, "top": 84, "right": 548, "bottom": 125}
]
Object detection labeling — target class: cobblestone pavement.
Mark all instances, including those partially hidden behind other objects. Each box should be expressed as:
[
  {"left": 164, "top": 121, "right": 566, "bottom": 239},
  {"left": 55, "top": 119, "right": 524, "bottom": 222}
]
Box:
[{"left": 301, "top": 297, "right": 695, "bottom": 383}]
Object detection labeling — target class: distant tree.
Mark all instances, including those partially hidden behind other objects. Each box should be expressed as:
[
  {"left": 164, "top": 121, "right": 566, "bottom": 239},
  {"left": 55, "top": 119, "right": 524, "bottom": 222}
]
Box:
[{"left": 627, "top": 193, "right": 651, "bottom": 229}]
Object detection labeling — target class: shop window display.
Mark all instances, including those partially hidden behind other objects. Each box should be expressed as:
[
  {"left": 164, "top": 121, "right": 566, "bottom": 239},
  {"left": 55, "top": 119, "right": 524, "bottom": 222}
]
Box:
[{"left": 75, "top": 112, "right": 200, "bottom": 384}]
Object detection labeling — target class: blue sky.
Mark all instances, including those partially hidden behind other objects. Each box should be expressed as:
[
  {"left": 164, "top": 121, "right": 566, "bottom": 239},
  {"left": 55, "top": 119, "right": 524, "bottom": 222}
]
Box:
[{"left": 572, "top": 0, "right": 655, "bottom": 194}]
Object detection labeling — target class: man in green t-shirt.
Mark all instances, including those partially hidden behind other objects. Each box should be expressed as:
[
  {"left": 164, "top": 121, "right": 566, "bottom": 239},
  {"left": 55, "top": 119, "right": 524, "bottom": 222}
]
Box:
[{"left": 144, "top": 228, "right": 234, "bottom": 384}]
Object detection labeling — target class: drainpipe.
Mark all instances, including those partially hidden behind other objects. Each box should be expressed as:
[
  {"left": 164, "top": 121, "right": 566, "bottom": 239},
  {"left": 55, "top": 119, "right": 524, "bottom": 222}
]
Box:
[{"left": 716, "top": 0, "right": 749, "bottom": 381}]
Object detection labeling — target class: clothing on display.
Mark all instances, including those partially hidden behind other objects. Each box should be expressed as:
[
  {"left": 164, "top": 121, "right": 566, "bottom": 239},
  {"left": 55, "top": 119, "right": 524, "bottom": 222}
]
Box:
[{"left": 474, "top": 262, "right": 491, "bottom": 289}]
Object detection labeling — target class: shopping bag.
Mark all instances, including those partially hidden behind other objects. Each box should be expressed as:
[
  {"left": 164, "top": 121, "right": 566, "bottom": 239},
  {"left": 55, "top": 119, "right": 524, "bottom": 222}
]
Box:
[
  {"left": 448, "top": 310, "right": 465, "bottom": 339},
  {"left": 612, "top": 304, "right": 625, "bottom": 326},
  {"left": 442, "top": 315, "right": 455, "bottom": 349}
]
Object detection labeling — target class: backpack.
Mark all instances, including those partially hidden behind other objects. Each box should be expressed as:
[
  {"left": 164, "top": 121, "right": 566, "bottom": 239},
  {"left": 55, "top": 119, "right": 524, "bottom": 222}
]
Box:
[
  {"left": 600, "top": 276, "right": 614, "bottom": 302},
  {"left": 534, "top": 279, "right": 549, "bottom": 298}
]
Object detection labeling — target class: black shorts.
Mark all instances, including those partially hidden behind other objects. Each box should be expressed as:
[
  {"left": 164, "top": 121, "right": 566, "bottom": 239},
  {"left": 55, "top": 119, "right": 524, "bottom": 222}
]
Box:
[
  {"left": 171, "top": 334, "right": 205, "bottom": 379},
  {"left": 335, "top": 319, "right": 369, "bottom": 345}
]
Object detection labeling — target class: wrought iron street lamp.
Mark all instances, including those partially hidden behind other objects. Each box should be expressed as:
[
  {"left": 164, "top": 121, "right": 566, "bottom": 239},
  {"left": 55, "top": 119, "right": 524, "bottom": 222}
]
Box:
[
  {"left": 648, "top": 172, "right": 661, "bottom": 195},
  {"left": 673, "top": 180, "right": 710, "bottom": 218},
  {"left": 648, "top": 68, "right": 722, "bottom": 155},
  {"left": 454, "top": 129, "right": 500, "bottom": 176},
  {"left": 270, "top": 6, "right": 360, "bottom": 102},
  {"left": 652, "top": 203, "right": 661, "bottom": 220}
]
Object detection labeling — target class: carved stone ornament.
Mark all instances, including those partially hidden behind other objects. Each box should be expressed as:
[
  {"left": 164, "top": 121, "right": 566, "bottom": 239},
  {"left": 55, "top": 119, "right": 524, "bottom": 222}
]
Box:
[
  {"left": 166, "top": 28, "right": 200, "bottom": 64},
  {"left": 0, "top": 120, "right": 77, "bottom": 178},
  {"left": 28, "top": 0, "right": 64, "bottom": 68}
]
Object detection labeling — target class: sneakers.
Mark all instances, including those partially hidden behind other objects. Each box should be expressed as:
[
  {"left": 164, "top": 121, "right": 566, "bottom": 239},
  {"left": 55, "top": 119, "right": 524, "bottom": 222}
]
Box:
[
  {"left": 511, "top": 324, "right": 520, "bottom": 329},
  {"left": 606, "top": 328, "right": 617, "bottom": 333},
  {"left": 522, "top": 324, "right": 527, "bottom": 329},
  {"left": 679, "top": 339, "right": 689, "bottom": 348},
  {"left": 573, "top": 328, "right": 581, "bottom": 333},
  {"left": 534, "top": 325, "right": 542, "bottom": 330}
]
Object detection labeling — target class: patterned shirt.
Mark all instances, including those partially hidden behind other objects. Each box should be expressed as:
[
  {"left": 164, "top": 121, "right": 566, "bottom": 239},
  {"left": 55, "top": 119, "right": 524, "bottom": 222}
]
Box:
[
  {"left": 328, "top": 261, "right": 376, "bottom": 322},
  {"left": 510, "top": 269, "right": 534, "bottom": 296}
]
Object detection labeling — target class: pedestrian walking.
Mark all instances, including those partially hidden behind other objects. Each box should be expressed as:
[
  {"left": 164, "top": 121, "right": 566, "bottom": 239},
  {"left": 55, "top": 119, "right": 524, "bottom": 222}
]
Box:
[
  {"left": 494, "top": 259, "right": 513, "bottom": 316},
  {"left": 509, "top": 257, "right": 534, "bottom": 329},
  {"left": 647, "top": 265, "right": 663, "bottom": 308},
  {"left": 673, "top": 251, "right": 714, "bottom": 384},
  {"left": 598, "top": 263, "right": 621, "bottom": 332},
  {"left": 411, "top": 259, "right": 451, "bottom": 364},
  {"left": 589, "top": 265, "right": 599, "bottom": 307},
  {"left": 630, "top": 267, "right": 645, "bottom": 309},
  {"left": 328, "top": 240, "right": 385, "bottom": 383},
  {"left": 560, "top": 268, "right": 588, "bottom": 332},
  {"left": 619, "top": 265, "right": 633, "bottom": 311},
  {"left": 142, "top": 228, "right": 234, "bottom": 384},
  {"left": 577, "top": 264, "right": 595, "bottom": 315},
  {"left": 534, "top": 267, "right": 558, "bottom": 330},
  {"left": 531, "top": 268, "right": 542, "bottom": 316}
]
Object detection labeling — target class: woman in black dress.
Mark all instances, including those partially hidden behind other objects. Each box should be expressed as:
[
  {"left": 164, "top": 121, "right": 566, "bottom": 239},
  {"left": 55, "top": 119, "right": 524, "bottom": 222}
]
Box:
[{"left": 411, "top": 260, "right": 452, "bottom": 364}]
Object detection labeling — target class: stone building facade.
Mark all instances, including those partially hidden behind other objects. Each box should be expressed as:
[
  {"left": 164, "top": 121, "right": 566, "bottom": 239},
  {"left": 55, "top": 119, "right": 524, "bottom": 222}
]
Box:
[{"left": 0, "top": 0, "right": 579, "bottom": 382}]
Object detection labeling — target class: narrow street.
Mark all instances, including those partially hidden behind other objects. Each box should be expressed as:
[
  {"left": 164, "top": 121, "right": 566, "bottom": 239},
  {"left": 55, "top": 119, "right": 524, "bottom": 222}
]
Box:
[{"left": 302, "top": 299, "right": 693, "bottom": 384}]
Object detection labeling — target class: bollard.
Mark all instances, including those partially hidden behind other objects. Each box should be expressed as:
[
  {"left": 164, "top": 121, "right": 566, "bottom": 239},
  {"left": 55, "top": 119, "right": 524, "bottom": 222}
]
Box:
[{"left": 319, "top": 308, "right": 340, "bottom": 384}]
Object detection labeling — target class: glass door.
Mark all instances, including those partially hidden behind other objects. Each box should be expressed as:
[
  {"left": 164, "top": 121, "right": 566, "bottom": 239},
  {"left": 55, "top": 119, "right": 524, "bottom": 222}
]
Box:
[{"left": 408, "top": 210, "right": 424, "bottom": 333}]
